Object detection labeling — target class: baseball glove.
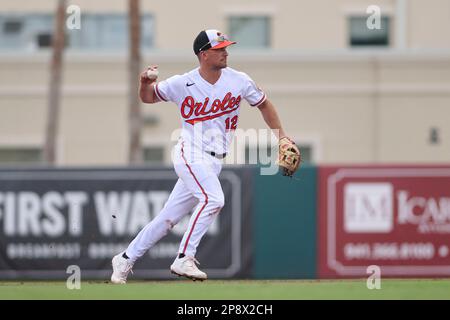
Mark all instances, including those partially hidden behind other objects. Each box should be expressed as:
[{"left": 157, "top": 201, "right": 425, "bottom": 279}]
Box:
[{"left": 277, "top": 137, "right": 301, "bottom": 177}]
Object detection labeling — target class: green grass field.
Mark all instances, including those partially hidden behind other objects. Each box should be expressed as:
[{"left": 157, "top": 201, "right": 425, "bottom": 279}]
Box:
[{"left": 1, "top": 279, "right": 450, "bottom": 300}]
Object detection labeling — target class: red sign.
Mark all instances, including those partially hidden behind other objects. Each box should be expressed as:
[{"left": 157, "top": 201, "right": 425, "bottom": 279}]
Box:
[{"left": 318, "top": 166, "right": 450, "bottom": 278}]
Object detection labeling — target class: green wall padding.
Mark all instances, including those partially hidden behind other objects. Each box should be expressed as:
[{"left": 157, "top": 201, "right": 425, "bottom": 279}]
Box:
[{"left": 253, "top": 165, "right": 317, "bottom": 279}]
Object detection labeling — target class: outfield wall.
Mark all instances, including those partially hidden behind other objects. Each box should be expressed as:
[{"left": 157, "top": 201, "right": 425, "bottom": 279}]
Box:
[
  {"left": 253, "top": 165, "right": 317, "bottom": 279},
  {"left": 0, "top": 167, "right": 253, "bottom": 280},
  {"left": 1, "top": 165, "right": 449, "bottom": 280}
]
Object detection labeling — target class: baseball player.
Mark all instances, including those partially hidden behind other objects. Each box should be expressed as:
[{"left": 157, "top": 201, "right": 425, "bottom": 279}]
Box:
[{"left": 111, "top": 29, "right": 291, "bottom": 283}]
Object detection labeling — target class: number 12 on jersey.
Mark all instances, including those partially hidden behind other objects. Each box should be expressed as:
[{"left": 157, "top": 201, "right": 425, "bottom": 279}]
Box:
[{"left": 225, "top": 115, "right": 238, "bottom": 130}]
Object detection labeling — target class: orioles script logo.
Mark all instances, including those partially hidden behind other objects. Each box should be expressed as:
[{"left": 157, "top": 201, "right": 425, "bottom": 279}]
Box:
[{"left": 181, "top": 92, "right": 241, "bottom": 125}]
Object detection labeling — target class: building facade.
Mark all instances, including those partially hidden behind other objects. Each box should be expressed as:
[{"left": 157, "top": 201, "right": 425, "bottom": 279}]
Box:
[{"left": 0, "top": 0, "right": 449, "bottom": 165}]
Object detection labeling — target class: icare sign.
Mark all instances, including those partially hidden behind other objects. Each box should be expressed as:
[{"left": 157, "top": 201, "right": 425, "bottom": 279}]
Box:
[{"left": 318, "top": 166, "right": 450, "bottom": 277}]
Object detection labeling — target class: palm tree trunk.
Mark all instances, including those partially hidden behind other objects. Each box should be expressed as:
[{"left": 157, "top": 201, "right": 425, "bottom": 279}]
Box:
[
  {"left": 128, "top": 0, "right": 142, "bottom": 164},
  {"left": 44, "top": 0, "right": 66, "bottom": 164}
]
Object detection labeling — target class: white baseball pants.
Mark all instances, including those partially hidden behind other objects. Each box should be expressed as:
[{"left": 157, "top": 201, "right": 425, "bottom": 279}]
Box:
[{"left": 125, "top": 140, "right": 224, "bottom": 263}]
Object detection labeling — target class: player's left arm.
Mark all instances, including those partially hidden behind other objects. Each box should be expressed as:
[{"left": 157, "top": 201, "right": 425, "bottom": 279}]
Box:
[{"left": 257, "top": 99, "right": 287, "bottom": 139}]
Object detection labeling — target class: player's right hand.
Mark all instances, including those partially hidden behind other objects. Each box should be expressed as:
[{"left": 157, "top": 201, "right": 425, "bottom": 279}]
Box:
[{"left": 140, "top": 65, "right": 158, "bottom": 84}]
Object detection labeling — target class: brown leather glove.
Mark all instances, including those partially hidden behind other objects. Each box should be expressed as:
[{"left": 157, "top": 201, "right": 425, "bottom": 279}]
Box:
[{"left": 277, "top": 137, "right": 301, "bottom": 177}]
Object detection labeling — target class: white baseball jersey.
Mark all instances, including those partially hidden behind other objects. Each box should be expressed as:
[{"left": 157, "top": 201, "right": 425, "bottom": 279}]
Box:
[
  {"left": 123, "top": 67, "right": 266, "bottom": 265},
  {"left": 154, "top": 67, "right": 266, "bottom": 154}
]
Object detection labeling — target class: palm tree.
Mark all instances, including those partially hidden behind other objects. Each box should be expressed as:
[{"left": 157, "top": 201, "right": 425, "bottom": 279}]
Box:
[
  {"left": 128, "top": 0, "right": 143, "bottom": 164},
  {"left": 44, "top": 0, "right": 66, "bottom": 164}
]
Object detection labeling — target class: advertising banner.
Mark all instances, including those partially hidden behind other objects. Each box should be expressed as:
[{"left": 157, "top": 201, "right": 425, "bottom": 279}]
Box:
[
  {"left": 0, "top": 167, "right": 252, "bottom": 280},
  {"left": 318, "top": 166, "right": 450, "bottom": 277}
]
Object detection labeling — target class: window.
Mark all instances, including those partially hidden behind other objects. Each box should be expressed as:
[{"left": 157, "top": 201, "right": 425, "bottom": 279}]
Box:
[
  {"left": 228, "top": 16, "right": 270, "bottom": 48},
  {"left": 0, "top": 15, "right": 52, "bottom": 50},
  {"left": 26, "top": 14, "right": 54, "bottom": 49},
  {"left": 68, "top": 14, "right": 126, "bottom": 49},
  {"left": 140, "top": 15, "right": 154, "bottom": 48},
  {"left": 143, "top": 146, "right": 164, "bottom": 164},
  {"left": 65, "top": 14, "right": 155, "bottom": 50},
  {"left": 0, "top": 14, "right": 154, "bottom": 51},
  {"left": 3, "top": 20, "right": 23, "bottom": 34},
  {"left": 0, "top": 148, "right": 42, "bottom": 164},
  {"left": 37, "top": 33, "right": 52, "bottom": 48},
  {"left": 0, "top": 18, "right": 23, "bottom": 49},
  {"left": 349, "top": 16, "right": 390, "bottom": 47}
]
